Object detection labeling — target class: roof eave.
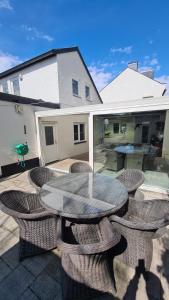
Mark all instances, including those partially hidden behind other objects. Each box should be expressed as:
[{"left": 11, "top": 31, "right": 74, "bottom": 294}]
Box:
[
  {"left": 0, "top": 47, "right": 79, "bottom": 79},
  {"left": 0, "top": 92, "right": 60, "bottom": 109}
]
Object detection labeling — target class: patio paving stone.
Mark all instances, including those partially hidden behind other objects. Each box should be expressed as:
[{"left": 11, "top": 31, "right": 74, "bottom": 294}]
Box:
[
  {"left": 22, "top": 252, "right": 54, "bottom": 277},
  {"left": 20, "top": 288, "right": 39, "bottom": 300},
  {"left": 0, "top": 265, "right": 35, "bottom": 300},
  {"left": 12, "top": 226, "right": 20, "bottom": 237},
  {"left": 91, "top": 295, "right": 118, "bottom": 300},
  {"left": 2, "top": 243, "right": 20, "bottom": 269},
  {"left": 0, "top": 258, "right": 11, "bottom": 283},
  {"left": 0, "top": 185, "right": 7, "bottom": 191},
  {"left": 0, "top": 210, "right": 9, "bottom": 226},
  {"left": 30, "top": 271, "right": 62, "bottom": 300},
  {"left": 44, "top": 254, "right": 62, "bottom": 283},
  {"left": 1, "top": 215, "right": 18, "bottom": 233},
  {"left": 0, "top": 227, "right": 18, "bottom": 256}
]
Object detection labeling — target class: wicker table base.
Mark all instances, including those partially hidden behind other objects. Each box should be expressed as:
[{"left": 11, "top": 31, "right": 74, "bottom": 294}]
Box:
[{"left": 61, "top": 252, "right": 116, "bottom": 300}]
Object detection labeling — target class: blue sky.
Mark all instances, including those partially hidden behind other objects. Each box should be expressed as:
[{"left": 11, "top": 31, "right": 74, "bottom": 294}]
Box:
[{"left": 0, "top": 0, "right": 169, "bottom": 91}]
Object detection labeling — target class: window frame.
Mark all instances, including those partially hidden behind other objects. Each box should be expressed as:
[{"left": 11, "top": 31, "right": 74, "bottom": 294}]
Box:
[
  {"left": 85, "top": 85, "right": 91, "bottom": 101},
  {"left": 113, "top": 123, "right": 120, "bottom": 134},
  {"left": 73, "top": 123, "right": 86, "bottom": 144},
  {"left": 0, "top": 80, "right": 9, "bottom": 93},
  {"left": 10, "top": 77, "right": 20, "bottom": 96},
  {"left": 72, "top": 79, "right": 80, "bottom": 97}
]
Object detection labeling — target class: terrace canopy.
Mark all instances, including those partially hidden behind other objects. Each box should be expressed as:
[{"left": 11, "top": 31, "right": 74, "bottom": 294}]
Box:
[{"left": 35, "top": 96, "right": 169, "bottom": 193}]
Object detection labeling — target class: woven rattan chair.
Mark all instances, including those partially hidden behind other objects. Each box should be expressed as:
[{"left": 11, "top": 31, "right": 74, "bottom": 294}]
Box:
[
  {"left": 116, "top": 169, "right": 144, "bottom": 196},
  {"left": 28, "top": 167, "right": 57, "bottom": 190},
  {"left": 0, "top": 190, "right": 58, "bottom": 260},
  {"left": 69, "top": 162, "right": 92, "bottom": 173},
  {"left": 109, "top": 198, "right": 169, "bottom": 270},
  {"left": 57, "top": 217, "right": 121, "bottom": 299}
]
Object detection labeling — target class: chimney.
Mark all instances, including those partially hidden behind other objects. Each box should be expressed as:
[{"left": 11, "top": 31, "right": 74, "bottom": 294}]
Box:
[
  {"left": 128, "top": 61, "right": 138, "bottom": 71},
  {"left": 141, "top": 69, "right": 154, "bottom": 79}
]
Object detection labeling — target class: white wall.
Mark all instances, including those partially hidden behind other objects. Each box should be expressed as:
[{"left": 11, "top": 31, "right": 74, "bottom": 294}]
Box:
[
  {"left": 100, "top": 68, "right": 165, "bottom": 103},
  {"left": 40, "top": 114, "right": 89, "bottom": 162},
  {"left": 0, "top": 51, "right": 101, "bottom": 108},
  {"left": 0, "top": 101, "right": 48, "bottom": 174},
  {"left": 57, "top": 51, "right": 101, "bottom": 107},
  {"left": 0, "top": 56, "right": 59, "bottom": 103}
]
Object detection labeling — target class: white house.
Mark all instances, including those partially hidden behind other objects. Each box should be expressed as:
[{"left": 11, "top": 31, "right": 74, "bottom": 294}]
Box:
[
  {"left": 0, "top": 92, "right": 59, "bottom": 177},
  {"left": 0, "top": 47, "right": 102, "bottom": 108},
  {"left": 100, "top": 62, "right": 166, "bottom": 103},
  {"left": 0, "top": 47, "right": 102, "bottom": 177}
]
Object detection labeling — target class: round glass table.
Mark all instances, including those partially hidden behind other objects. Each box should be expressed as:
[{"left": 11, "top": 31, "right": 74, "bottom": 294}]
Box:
[
  {"left": 40, "top": 172, "right": 128, "bottom": 219},
  {"left": 40, "top": 172, "right": 128, "bottom": 298}
]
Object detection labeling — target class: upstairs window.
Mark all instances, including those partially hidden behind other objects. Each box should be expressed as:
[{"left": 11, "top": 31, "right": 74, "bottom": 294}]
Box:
[
  {"left": 0, "top": 81, "right": 9, "bottom": 93},
  {"left": 11, "top": 77, "right": 20, "bottom": 95},
  {"left": 73, "top": 123, "right": 85, "bottom": 143},
  {"left": 72, "top": 79, "right": 79, "bottom": 96},
  {"left": 85, "top": 85, "right": 90, "bottom": 100}
]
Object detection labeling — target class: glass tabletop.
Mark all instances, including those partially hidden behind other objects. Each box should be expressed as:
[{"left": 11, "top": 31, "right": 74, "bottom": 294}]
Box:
[
  {"left": 40, "top": 173, "right": 128, "bottom": 219},
  {"left": 114, "top": 145, "right": 149, "bottom": 154}
]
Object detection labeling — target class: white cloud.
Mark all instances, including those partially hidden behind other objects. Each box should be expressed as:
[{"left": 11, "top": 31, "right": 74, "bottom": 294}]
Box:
[
  {"left": 22, "top": 25, "right": 54, "bottom": 42},
  {"left": 142, "top": 55, "right": 161, "bottom": 72},
  {"left": 139, "top": 66, "right": 150, "bottom": 72},
  {"left": 156, "top": 65, "right": 161, "bottom": 71},
  {"left": 120, "top": 60, "right": 128, "bottom": 65},
  {"left": 0, "top": 51, "right": 22, "bottom": 72},
  {"left": 0, "top": 0, "right": 12, "bottom": 10},
  {"left": 150, "top": 58, "right": 158, "bottom": 66},
  {"left": 100, "top": 62, "right": 116, "bottom": 68},
  {"left": 88, "top": 65, "right": 113, "bottom": 91},
  {"left": 111, "top": 46, "right": 133, "bottom": 55},
  {"left": 155, "top": 75, "right": 169, "bottom": 95}
]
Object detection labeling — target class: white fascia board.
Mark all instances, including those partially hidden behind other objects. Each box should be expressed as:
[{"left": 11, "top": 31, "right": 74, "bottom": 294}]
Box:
[
  {"left": 35, "top": 96, "right": 169, "bottom": 119},
  {"left": 90, "top": 102, "right": 169, "bottom": 117}
]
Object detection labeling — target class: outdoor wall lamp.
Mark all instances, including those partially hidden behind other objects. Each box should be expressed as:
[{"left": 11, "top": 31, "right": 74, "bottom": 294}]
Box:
[{"left": 104, "top": 119, "right": 109, "bottom": 125}]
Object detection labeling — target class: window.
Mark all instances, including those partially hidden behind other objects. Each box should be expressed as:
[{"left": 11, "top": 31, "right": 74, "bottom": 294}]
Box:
[
  {"left": 45, "top": 126, "right": 54, "bottom": 145},
  {"left": 72, "top": 79, "right": 79, "bottom": 96},
  {"left": 113, "top": 123, "right": 120, "bottom": 134},
  {"left": 11, "top": 77, "right": 20, "bottom": 95},
  {"left": 73, "top": 123, "right": 85, "bottom": 143},
  {"left": 74, "top": 124, "right": 79, "bottom": 141},
  {"left": 0, "top": 81, "right": 9, "bottom": 93},
  {"left": 85, "top": 85, "right": 90, "bottom": 100}
]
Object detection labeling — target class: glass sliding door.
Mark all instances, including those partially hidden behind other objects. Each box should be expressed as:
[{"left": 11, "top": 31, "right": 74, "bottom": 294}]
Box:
[{"left": 93, "top": 110, "right": 169, "bottom": 191}]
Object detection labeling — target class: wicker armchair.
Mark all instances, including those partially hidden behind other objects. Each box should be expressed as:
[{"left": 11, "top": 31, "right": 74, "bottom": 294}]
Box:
[
  {"left": 0, "top": 190, "right": 58, "bottom": 260},
  {"left": 57, "top": 217, "right": 121, "bottom": 299},
  {"left": 109, "top": 198, "right": 169, "bottom": 270},
  {"left": 116, "top": 169, "right": 144, "bottom": 196},
  {"left": 28, "top": 167, "right": 57, "bottom": 190},
  {"left": 69, "top": 162, "right": 92, "bottom": 173}
]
